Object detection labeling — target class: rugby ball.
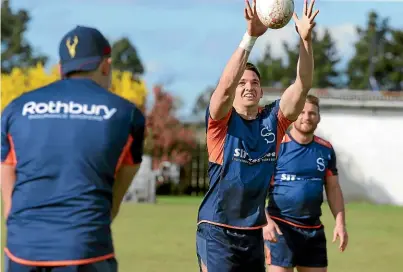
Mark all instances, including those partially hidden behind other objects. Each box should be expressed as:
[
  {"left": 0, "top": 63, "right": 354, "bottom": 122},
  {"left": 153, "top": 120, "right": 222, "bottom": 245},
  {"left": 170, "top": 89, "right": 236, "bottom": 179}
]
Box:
[{"left": 256, "top": 0, "right": 295, "bottom": 29}]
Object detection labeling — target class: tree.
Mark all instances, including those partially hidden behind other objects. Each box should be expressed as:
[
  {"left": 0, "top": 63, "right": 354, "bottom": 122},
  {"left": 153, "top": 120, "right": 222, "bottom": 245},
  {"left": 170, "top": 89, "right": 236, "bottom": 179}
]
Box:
[
  {"left": 256, "top": 44, "right": 286, "bottom": 87},
  {"left": 346, "top": 11, "right": 390, "bottom": 90},
  {"left": 279, "top": 40, "right": 299, "bottom": 87},
  {"left": 145, "top": 85, "right": 197, "bottom": 169},
  {"left": 192, "top": 86, "right": 214, "bottom": 116},
  {"left": 111, "top": 37, "right": 144, "bottom": 75},
  {"left": 1, "top": 0, "right": 48, "bottom": 73},
  {"left": 381, "top": 29, "right": 403, "bottom": 91},
  {"left": 311, "top": 29, "right": 341, "bottom": 88},
  {"left": 255, "top": 28, "right": 341, "bottom": 89}
]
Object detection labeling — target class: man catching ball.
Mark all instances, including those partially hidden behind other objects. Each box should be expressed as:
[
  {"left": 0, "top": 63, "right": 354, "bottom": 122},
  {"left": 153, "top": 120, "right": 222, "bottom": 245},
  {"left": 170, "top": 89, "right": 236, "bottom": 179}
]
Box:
[{"left": 196, "top": 0, "right": 319, "bottom": 271}]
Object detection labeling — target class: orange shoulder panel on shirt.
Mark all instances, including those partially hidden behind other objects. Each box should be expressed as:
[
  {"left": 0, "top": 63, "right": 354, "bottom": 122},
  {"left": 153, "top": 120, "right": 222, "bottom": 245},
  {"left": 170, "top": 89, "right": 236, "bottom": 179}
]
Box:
[
  {"left": 315, "top": 136, "right": 336, "bottom": 177},
  {"left": 115, "top": 135, "right": 134, "bottom": 174},
  {"left": 206, "top": 110, "right": 232, "bottom": 165},
  {"left": 313, "top": 136, "right": 333, "bottom": 149},
  {"left": 275, "top": 109, "right": 293, "bottom": 153},
  {"left": 325, "top": 169, "right": 335, "bottom": 177},
  {"left": 3, "top": 134, "right": 17, "bottom": 165},
  {"left": 281, "top": 133, "right": 292, "bottom": 143}
]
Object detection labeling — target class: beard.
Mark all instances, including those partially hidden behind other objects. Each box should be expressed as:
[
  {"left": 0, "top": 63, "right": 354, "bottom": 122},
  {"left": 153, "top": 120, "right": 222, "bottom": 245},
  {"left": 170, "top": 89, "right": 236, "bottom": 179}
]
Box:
[{"left": 294, "top": 122, "right": 317, "bottom": 134}]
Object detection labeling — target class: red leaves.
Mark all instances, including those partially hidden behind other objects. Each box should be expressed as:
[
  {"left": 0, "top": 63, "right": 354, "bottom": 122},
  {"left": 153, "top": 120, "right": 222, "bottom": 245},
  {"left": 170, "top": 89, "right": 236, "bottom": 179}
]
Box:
[{"left": 146, "top": 85, "right": 197, "bottom": 169}]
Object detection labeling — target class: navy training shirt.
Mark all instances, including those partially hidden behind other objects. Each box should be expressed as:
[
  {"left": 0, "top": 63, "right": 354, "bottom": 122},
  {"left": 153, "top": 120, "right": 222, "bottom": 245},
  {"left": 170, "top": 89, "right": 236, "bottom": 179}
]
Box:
[
  {"left": 197, "top": 100, "right": 292, "bottom": 229},
  {"left": 1, "top": 78, "right": 145, "bottom": 266},
  {"left": 267, "top": 133, "right": 338, "bottom": 227}
]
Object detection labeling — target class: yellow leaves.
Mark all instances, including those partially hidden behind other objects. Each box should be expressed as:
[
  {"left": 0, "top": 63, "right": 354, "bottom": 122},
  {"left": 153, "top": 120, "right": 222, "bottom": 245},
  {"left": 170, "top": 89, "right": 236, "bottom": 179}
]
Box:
[
  {"left": 111, "top": 70, "right": 147, "bottom": 110},
  {"left": 1, "top": 64, "right": 147, "bottom": 111},
  {"left": 1, "top": 63, "right": 57, "bottom": 110}
]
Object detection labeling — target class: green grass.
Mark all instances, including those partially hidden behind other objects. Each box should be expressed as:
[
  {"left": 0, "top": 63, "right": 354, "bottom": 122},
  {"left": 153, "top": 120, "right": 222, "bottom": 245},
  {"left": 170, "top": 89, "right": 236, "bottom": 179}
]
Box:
[{"left": 3, "top": 197, "right": 403, "bottom": 271}]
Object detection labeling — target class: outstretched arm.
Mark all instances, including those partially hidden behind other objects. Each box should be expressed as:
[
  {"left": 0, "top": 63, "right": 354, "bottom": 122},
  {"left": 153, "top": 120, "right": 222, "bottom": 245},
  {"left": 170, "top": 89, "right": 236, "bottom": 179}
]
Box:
[
  {"left": 280, "top": 0, "right": 319, "bottom": 121},
  {"left": 210, "top": 0, "right": 268, "bottom": 120}
]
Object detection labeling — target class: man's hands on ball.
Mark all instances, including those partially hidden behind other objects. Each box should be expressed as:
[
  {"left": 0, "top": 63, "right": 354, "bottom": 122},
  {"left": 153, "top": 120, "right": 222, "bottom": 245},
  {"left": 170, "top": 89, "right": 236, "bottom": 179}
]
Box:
[{"left": 244, "top": 0, "right": 268, "bottom": 37}]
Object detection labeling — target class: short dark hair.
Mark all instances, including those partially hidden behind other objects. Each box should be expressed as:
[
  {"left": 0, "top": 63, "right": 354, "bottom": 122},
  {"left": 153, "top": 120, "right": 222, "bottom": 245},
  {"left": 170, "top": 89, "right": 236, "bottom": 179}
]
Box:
[
  {"left": 64, "top": 70, "right": 92, "bottom": 78},
  {"left": 63, "top": 56, "right": 107, "bottom": 78},
  {"left": 245, "top": 62, "right": 261, "bottom": 80},
  {"left": 306, "top": 94, "right": 320, "bottom": 112},
  {"left": 306, "top": 94, "right": 319, "bottom": 107}
]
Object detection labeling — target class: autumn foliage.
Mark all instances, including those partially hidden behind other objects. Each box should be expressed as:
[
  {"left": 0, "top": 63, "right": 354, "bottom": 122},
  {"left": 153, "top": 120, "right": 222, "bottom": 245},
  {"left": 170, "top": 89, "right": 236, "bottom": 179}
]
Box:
[
  {"left": 1, "top": 64, "right": 147, "bottom": 110},
  {"left": 145, "top": 85, "right": 197, "bottom": 168}
]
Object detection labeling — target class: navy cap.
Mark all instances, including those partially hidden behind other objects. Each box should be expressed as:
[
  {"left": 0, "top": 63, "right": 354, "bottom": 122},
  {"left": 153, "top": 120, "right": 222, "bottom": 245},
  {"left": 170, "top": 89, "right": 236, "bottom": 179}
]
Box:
[{"left": 59, "top": 26, "right": 111, "bottom": 76}]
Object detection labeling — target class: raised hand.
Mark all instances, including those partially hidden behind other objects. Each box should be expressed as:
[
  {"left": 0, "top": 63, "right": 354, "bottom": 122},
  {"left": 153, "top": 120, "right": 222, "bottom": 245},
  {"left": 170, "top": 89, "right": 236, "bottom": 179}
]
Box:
[
  {"left": 244, "top": 0, "right": 268, "bottom": 37},
  {"left": 293, "top": 0, "right": 319, "bottom": 40}
]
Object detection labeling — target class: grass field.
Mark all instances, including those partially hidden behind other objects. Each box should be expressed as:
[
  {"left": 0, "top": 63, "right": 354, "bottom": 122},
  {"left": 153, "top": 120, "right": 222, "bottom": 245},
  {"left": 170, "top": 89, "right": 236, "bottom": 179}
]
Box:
[{"left": 2, "top": 197, "right": 403, "bottom": 271}]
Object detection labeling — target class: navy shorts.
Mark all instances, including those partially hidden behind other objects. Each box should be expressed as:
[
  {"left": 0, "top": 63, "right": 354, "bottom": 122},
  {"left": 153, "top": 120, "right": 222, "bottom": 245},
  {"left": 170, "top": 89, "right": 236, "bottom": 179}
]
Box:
[
  {"left": 4, "top": 255, "right": 118, "bottom": 272},
  {"left": 265, "top": 219, "right": 327, "bottom": 268},
  {"left": 196, "top": 222, "right": 265, "bottom": 272}
]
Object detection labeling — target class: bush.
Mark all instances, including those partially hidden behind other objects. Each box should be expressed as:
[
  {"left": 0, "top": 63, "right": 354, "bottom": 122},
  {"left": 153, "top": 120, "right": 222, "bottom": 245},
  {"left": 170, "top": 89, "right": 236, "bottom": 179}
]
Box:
[{"left": 145, "top": 85, "right": 197, "bottom": 168}]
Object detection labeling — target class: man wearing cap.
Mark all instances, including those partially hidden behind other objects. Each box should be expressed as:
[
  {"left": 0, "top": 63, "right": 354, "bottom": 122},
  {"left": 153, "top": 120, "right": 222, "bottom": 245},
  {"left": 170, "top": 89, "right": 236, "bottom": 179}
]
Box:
[{"left": 1, "top": 26, "right": 145, "bottom": 271}]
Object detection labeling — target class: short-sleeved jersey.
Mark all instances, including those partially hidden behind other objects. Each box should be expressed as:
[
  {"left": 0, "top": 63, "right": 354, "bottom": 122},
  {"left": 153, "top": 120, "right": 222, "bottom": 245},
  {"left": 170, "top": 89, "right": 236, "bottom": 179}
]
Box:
[
  {"left": 267, "top": 133, "right": 338, "bottom": 227},
  {"left": 1, "top": 78, "right": 145, "bottom": 266},
  {"left": 197, "top": 100, "right": 292, "bottom": 229}
]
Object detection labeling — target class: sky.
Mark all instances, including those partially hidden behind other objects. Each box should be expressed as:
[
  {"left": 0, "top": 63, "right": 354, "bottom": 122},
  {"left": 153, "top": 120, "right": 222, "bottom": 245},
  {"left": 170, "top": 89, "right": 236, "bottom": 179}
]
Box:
[{"left": 11, "top": 0, "right": 403, "bottom": 115}]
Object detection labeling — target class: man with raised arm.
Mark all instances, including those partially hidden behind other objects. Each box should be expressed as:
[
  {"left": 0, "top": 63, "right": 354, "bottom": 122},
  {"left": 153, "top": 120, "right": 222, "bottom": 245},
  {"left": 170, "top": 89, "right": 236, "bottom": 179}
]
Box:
[{"left": 195, "top": 0, "right": 320, "bottom": 271}]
